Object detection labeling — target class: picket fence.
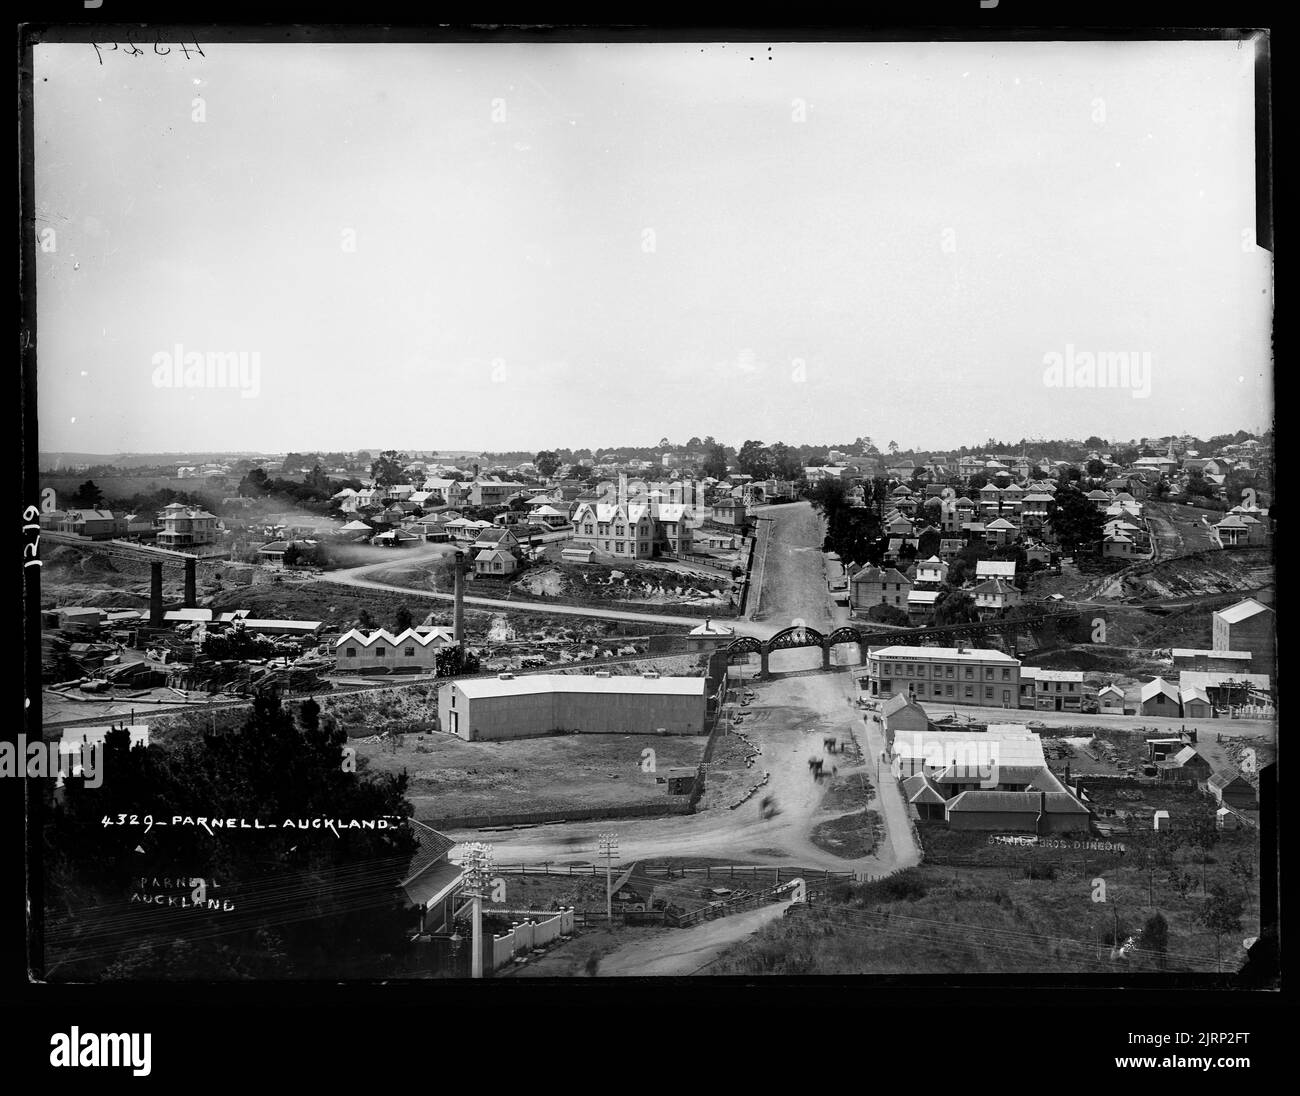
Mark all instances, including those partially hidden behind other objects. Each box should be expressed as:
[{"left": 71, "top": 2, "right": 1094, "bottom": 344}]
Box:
[{"left": 491, "top": 907, "right": 576, "bottom": 971}]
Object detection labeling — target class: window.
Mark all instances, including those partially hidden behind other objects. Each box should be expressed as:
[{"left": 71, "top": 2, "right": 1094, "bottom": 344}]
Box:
[
  {"left": 985, "top": 686, "right": 993, "bottom": 699},
  {"left": 584, "top": 524, "right": 593, "bottom": 534},
  {"left": 965, "top": 685, "right": 973, "bottom": 698},
  {"left": 616, "top": 542, "right": 625, "bottom": 553},
  {"left": 375, "top": 648, "right": 385, "bottom": 658},
  {"left": 946, "top": 684, "right": 953, "bottom": 696},
  {"left": 1002, "top": 669, "right": 1010, "bottom": 681},
  {"left": 946, "top": 665, "right": 954, "bottom": 678},
  {"left": 1068, "top": 683, "right": 1076, "bottom": 692},
  {"left": 405, "top": 647, "right": 415, "bottom": 657},
  {"left": 346, "top": 648, "right": 356, "bottom": 657},
  {"left": 965, "top": 667, "right": 973, "bottom": 679}
]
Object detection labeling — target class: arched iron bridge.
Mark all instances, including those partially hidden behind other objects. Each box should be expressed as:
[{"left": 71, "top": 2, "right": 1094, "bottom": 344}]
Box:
[{"left": 726, "top": 610, "right": 1083, "bottom": 677}]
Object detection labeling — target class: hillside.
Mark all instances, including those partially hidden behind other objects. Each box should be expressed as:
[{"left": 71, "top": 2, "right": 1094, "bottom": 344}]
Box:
[{"left": 1089, "top": 547, "right": 1272, "bottom": 603}]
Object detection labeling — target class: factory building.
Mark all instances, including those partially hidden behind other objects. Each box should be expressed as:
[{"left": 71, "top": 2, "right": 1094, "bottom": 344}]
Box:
[
  {"left": 438, "top": 673, "right": 708, "bottom": 741},
  {"left": 335, "top": 627, "right": 457, "bottom": 672},
  {"left": 863, "top": 645, "right": 1021, "bottom": 709}
]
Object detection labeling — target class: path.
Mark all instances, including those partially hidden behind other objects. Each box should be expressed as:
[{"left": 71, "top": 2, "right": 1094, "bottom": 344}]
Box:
[{"left": 595, "top": 900, "right": 794, "bottom": 976}]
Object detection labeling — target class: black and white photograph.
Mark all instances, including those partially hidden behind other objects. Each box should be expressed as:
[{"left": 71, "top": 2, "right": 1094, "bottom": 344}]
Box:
[{"left": 16, "top": 15, "right": 1279, "bottom": 1064}]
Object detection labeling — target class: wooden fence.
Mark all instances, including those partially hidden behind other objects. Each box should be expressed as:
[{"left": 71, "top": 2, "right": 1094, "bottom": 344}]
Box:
[{"left": 498, "top": 863, "right": 854, "bottom": 884}]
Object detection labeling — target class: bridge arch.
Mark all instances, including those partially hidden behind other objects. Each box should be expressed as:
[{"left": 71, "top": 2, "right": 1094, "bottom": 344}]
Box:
[
  {"left": 768, "top": 625, "right": 827, "bottom": 650},
  {"left": 826, "top": 626, "right": 865, "bottom": 648}
]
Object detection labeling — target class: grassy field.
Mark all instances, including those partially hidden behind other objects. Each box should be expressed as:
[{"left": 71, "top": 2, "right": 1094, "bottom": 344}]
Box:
[
  {"left": 357, "top": 731, "right": 708, "bottom": 821},
  {"left": 809, "top": 809, "right": 882, "bottom": 859},
  {"left": 709, "top": 829, "right": 1264, "bottom": 975}
]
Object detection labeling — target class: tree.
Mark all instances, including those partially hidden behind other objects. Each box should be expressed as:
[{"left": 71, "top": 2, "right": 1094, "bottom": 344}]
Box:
[
  {"left": 686, "top": 437, "right": 702, "bottom": 448},
  {"left": 436, "top": 646, "right": 480, "bottom": 676},
  {"left": 357, "top": 608, "right": 375, "bottom": 631},
  {"left": 933, "top": 589, "right": 978, "bottom": 627},
  {"left": 967, "top": 473, "right": 988, "bottom": 492},
  {"left": 69, "top": 480, "right": 106, "bottom": 508},
  {"left": 1086, "top": 459, "right": 1108, "bottom": 478},
  {"left": 888, "top": 440, "right": 899, "bottom": 455},
  {"left": 281, "top": 543, "right": 301, "bottom": 567},
  {"left": 701, "top": 443, "right": 729, "bottom": 481},
  {"left": 768, "top": 441, "right": 803, "bottom": 481},
  {"left": 1198, "top": 884, "right": 1244, "bottom": 972},
  {"left": 238, "top": 468, "right": 271, "bottom": 497},
  {"left": 1185, "top": 804, "right": 1222, "bottom": 895},
  {"left": 1128, "top": 825, "right": 1174, "bottom": 906},
  {"left": 916, "top": 528, "right": 942, "bottom": 559},
  {"left": 736, "top": 440, "right": 774, "bottom": 480},
  {"left": 1168, "top": 868, "right": 1195, "bottom": 900},
  {"left": 866, "top": 603, "right": 909, "bottom": 626},
  {"left": 808, "top": 478, "right": 885, "bottom": 567},
  {"left": 1227, "top": 851, "right": 1255, "bottom": 902},
  {"left": 534, "top": 451, "right": 561, "bottom": 478},
  {"left": 1185, "top": 470, "right": 1217, "bottom": 501},
  {"left": 1048, "top": 484, "right": 1105, "bottom": 556},
  {"left": 393, "top": 606, "right": 414, "bottom": 633},
  {"left": 370, "top": 451, "right": 407, "bottom": 488},
  {"left": 1139, "top": 911, "right": 1169, "bottom": 970}
]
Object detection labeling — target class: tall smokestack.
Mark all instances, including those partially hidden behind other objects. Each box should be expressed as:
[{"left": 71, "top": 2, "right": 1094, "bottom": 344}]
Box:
[
  {"left": 184, "top": 558, "right": 197, "bottom": 607},
  {"left": 149, "top": 561, "right": 164, "bottom": 625},
  {"left": 453, "top": 550, "right": 465, "bottom": 648}
]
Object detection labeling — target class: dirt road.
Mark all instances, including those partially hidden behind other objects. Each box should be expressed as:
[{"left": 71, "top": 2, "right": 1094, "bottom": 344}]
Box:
[{"left": 594, "top": 900, "right": 794, "bottom": 976}]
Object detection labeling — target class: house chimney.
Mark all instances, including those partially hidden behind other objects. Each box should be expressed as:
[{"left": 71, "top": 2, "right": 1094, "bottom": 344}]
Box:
[
  {"left": 453, "top": 550, "right": 465, "bottom": 648},
  {"left": 183, "top": 557, "right": 197, "bottom": 607},
  {"left": 149, "top": 561, "right": 164, "bottom": 625}
]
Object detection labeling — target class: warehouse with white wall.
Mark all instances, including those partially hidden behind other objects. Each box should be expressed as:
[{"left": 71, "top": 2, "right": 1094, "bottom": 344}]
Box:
[{"left": 438, "top": 673, "right": 708, "bottom": 741}]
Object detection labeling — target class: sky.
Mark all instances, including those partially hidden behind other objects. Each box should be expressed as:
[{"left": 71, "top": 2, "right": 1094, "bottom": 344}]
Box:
[{"left": 33, "top": 38, "right": 1272, "bottom": 455}]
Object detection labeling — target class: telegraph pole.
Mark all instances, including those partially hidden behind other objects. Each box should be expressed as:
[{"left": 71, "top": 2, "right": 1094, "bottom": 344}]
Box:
[
  {"left": 598, "top": 832, "right": 619, "bottom": 924},
  {"left": 459, "top": 841, "right": 496, "bottom": 978}
]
